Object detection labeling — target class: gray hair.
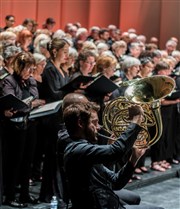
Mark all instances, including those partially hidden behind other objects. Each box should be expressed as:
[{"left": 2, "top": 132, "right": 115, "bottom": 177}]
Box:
[
  {"left": 76, "top": 28, "right": 88, "bottom": 37},
  {"left": 172, "top": 50, "right": 180, "bottom": 58},
  {"left": 112, "top": 40, "right": 127, "bottom": 51},
  {"left": 122, "top": 56, "right": 141, "bottom": 71},
  {"left": 53, "top": 29, "right": 66, "bottom": 39},
  {"left": 3, "top": 45, "right": 21, "bottom": 60},
  {"left": 69, "top": 47, "right": 78, "bottom": 59},
  {"left": 34, "top": 34, "right": 51, "bottom": 53},
  {"left": 33, "top": 53, "right": 46, "bottom": 64}
]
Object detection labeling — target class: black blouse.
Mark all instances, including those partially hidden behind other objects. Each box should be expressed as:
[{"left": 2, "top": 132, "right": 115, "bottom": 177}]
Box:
[{"left": 41, "top": 60, "right": 69, "bottom": 103}]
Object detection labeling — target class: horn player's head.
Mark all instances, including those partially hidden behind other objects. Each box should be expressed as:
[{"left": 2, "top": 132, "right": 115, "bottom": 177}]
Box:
[{"left": 128, "top": 105, "right": 144, "bottom": 125}]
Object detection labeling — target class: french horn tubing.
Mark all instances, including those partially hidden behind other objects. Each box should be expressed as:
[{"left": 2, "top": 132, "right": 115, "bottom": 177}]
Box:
[{"left": 102, "top": 75, "right": 175, "bottom": 148}]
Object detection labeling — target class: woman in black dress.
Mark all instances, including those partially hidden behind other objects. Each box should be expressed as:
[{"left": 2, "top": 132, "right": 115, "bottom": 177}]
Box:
[
  {"left": 38, "top": 38, "right": 70, "bottom": 204},
  {"left": 2, "top": 51, "right": 44, "bottom": 207}
]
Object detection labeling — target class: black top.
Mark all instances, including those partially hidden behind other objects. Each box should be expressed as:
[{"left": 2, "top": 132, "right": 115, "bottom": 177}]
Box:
[
  {"left": 41, "top": 60, "right": 69, "bottom": 103},
  {"left": 64, "top": 123, "right": 141, "bottom": 209}
]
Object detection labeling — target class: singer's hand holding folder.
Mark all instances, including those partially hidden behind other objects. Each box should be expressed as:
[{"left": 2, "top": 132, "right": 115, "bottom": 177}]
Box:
[
  {"left": 0, "top": 94, "right": 29, "bottom": 111},
  {"left": 60, "top": 75, "right": 94, "bottom": 93},
  {"left": 85, "top": 75, "right": 118, "bottom": 96}
]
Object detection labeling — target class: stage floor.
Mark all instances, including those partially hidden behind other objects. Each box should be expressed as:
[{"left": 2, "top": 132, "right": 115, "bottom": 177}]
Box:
[{"left": 1, "top": 158, "right": 180, "bottom": 209}]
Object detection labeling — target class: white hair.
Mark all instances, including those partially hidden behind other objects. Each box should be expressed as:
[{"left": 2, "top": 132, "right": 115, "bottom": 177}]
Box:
[
  {"left": 166, "top": 40, "right": 177, "bottom": 47},
  {"left": 33, "top": 53, "right": 46, "bottom": 64},
  {"left": 89, "top": 26, "right": 100, "bottom": 32},
  {"left": 122, "top": 56, "right": 141, "bottom": 70},
  {"left": 53, "top": 29, "right": 66, "bottom": 39},
  {"left": 34, "top": 34, "right": 51, "bottom": 53},
  {"left": 76, "top": 28, "right": 88, "bottom": 37},
  {"left": 112, "top": 40, "right": 127, "bottom": 50},
  {"left": 0, "top": 31, "right": 16, "bottom": 41},
  {"left": 172, "top": 50, "right": 180, "bottom": 58},
  {"left": 101, "top": 50, "right": 114, "bottom": 58},
  {"left": 69, "top": 47, "right": 78, "bottom": 59}
]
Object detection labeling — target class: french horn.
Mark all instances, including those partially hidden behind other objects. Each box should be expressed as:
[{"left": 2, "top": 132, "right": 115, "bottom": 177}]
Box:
[{"left": 102, "top": 75, "right": 175, "bottom": 148}]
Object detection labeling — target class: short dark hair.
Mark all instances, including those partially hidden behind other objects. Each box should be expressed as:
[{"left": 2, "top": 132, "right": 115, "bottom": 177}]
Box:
[
  {"left": 63, "top": 102, "right": 99, "bottom": 137},
  {"left": 63, "top": 103, "right": 91, "bottom": 137},
  {"left": 46, "top": 17, "right": 55, "bottom": 24},
  {"left": 140, "top": 57, "right": 152, "bottom": 66},
  {"left": 99, "top": 28, "right": 109, "bottom": 36},
  {"left": 154, "top": 61, "right": 169, "bottom": 73},
  {"left": 5, "top": 15, "right": 15, "bottom": 20}
]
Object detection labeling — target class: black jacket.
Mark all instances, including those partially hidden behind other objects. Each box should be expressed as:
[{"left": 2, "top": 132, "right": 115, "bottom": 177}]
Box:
[{"left": 64, "top": 123, "right": 141, "bottom": 209}]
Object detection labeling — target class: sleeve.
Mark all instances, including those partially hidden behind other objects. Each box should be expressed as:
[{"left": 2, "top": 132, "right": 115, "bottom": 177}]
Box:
[
  {"left": 65, "top": 123, "right": 141, "bottom": 165},
  {"left": 2, "top": 77, "right": 16, "bottom": 96},
  {"left": 102, "top": 162, "right": 135, "bottom": 190},
  {"left": 42, "top": 65, "right": 65, "bottom": 101}
]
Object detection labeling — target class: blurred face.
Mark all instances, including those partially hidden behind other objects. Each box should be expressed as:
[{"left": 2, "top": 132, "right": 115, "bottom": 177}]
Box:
[
  {"left": 66, "top": 55, "right": 76, "bottom": 67},
  {"left": 79, "top": 32, "right": 88, "bottom": 41},
  {"left": 56, "top": 43, "right": 69, "bottom": 63},
  {"left": 69, "top": 26, "right": 77, "bottom": 38},
  {"left": 157, "top": 68, "right": 171, "bottom": 76},
  {"left": 47, "top": 23, "right": 55, "bottom": 30},
  {"left": 81, "top": 56, "right": 96, "bottom": 75},
  {"left": 116, "top": 46, "right": 127, "bottom": 56},
  {"left": 141, "top": 61, "right": 154, "bottom": 77},
  {"left": 101, "top": 31, "right": 110, "bottom": 41},
  {"left": 121, "top": 34, "right": 130, "bottom": 43},
  {"left": 104, "top": 64, "right": 116, "bottom": 78},
  {"left": 129, "top": 65, "right": 140, "bottom": 78},
  {"left": 130, "top": 46, "right": 141, "bottom": 58},
  {"left": 91, "top": 30, "right": 99, "bottom": 40},
  {"left": 26, "top": 22, "right": 33, "bottom": 32},
  {"left": 36, "top": 60, "right": 46, "bottom": 75},
  {"left": 166, "top": 45, "right": 176, "bottom": 54},
  {"left": 7, "top": 36, "right": 16, "bottom": 45},
  {"left": 20, "top": 64, "right": 35, "bottom": 80},
  {"left": 85, "top": 111, "right": 100, "bottom": 143},
  {"left": 153, "top": 56, "right": 161, "bottom": 65},
  {"left": 6, "top": 17, "right": 15, "bottom": 27}
]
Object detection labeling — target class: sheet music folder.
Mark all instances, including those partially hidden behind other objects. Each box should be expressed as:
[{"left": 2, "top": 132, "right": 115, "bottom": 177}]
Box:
[
  {"left": 85, "top": 75, "right": 118, "bottom": 96},
  {"left": 29, "top": 100, "right": 62, "bottom": 119},
  {"left": 60, "top": 75, "right": 94, "bottom": 93},
  {"left": 0, "top": 94, "right": 29, "bottom": 111}
]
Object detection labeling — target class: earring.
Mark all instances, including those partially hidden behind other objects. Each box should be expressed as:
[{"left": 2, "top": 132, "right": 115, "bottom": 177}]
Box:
[{"left": 54, "top": 52, "right": 57, "bottom": 58}]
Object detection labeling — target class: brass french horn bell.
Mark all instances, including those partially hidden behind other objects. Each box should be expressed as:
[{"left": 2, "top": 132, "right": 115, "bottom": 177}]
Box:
[{"left": 102, "top": 75, "right": 175, "bottom": 148}]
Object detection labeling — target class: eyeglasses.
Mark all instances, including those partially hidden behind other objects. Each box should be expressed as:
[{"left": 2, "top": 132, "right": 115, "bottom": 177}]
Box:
[
  {"left": 25, "top": 66, "right": 36, "bottom": 73},
  {"left": 8, "top": 19, "right": 15, "bottom": 22},
  {"left": 85, "top": 61, "right": 96, "bottom": 66}
]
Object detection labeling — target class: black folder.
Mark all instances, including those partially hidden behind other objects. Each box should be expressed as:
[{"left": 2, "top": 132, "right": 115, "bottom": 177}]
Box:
[
  {"left": 85, "top": 75, "right": 118, "bottom": 96},
  {"left": 60, "top": 75, "right": 94, "bottom": 93},
  {"left": 0, "top": 94, "right": 29, "bottom": 111}
]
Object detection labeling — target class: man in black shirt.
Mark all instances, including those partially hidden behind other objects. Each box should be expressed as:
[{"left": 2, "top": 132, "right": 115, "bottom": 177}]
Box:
[{"left": 63, "top": 102, "right": 164, "bottom": 209}]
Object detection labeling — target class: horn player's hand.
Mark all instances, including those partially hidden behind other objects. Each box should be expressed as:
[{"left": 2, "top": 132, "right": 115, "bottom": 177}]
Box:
[{"left": 129, "top": 146, "right": 147, "bottom": 167}]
